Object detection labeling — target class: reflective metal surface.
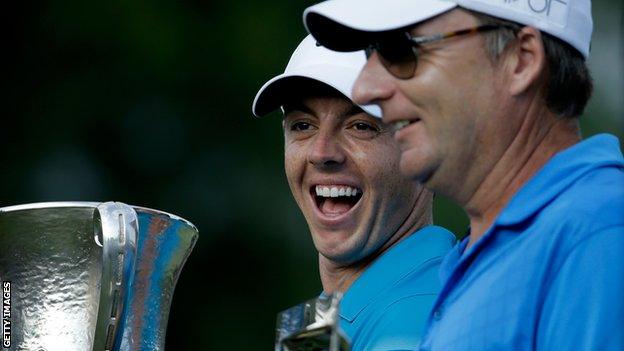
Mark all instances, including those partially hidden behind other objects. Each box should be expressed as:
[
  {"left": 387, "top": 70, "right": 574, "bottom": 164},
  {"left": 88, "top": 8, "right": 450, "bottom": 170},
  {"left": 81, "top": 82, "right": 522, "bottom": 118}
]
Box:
[
  {"left": 118, "top": 206, "right": 198, "bottom": 351},
  {"left": 0, "top": 203, "right": 103, "bottom": 351},
  {"left": 275, "top": 293, "right": 350, "bottom": 351},
  {"left": 0, "top": 201, "right": 198, "bottom": 351}
]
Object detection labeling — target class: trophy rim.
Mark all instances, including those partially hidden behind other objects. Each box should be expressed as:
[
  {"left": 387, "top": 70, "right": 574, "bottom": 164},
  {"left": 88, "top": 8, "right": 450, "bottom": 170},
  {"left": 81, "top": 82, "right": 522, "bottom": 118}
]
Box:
[{"left": 0, "top": 201, "right": 198, "bottom": 231}]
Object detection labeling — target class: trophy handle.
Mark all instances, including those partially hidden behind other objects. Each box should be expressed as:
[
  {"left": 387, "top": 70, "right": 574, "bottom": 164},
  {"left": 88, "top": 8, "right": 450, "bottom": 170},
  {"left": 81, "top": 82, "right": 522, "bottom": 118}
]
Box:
[{"left": 92, "top": 202, "right": 139, "bottom": 351}]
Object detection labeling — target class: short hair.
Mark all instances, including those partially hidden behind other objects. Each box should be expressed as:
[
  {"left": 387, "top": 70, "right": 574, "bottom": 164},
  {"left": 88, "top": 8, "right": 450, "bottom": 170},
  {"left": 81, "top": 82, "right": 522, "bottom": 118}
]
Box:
[{"left": 469, "top": 10, "right": 593, "bottom": 119}]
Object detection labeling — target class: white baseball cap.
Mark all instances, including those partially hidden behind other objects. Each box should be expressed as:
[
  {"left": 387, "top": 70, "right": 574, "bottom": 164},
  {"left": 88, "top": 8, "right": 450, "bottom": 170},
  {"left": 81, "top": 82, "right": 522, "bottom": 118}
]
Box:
[
  {"left": 304, "top": 0, "right": 592, "bottom": 58},
  {"left": 252, "top": 35, "right": 382, "bottom": 118}
]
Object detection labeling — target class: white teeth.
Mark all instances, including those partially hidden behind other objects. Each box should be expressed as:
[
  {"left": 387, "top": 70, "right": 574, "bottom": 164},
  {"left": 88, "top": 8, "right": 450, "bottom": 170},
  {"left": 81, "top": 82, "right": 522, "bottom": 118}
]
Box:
[
  {"left": 322, "top": 187, "right": 330, "bottom": 197},
  {"left": 393, "top": 120, "right": 411, "bottom": 131},
  {"left": 315, "top": 185, "right": 361, "bottom": 198}
]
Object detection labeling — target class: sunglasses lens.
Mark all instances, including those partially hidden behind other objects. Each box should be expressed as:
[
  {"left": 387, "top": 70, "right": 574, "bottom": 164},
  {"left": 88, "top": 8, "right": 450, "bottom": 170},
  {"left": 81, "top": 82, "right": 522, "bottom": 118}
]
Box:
[{"left": 368, "top": 35, "right": 417, "bottom": 79}]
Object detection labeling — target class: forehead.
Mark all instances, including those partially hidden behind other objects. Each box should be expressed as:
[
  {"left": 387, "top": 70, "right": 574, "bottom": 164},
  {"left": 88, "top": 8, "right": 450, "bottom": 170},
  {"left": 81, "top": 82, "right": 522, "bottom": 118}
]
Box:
[
  {"left": 283, "top": 95, "right": 362, "bottom": 122},
  {"left": 282, "top": 79, "right": 361, "bottom": 118},
  {"left": 281, "top": 78, "right": 347, "bottom": 105}
]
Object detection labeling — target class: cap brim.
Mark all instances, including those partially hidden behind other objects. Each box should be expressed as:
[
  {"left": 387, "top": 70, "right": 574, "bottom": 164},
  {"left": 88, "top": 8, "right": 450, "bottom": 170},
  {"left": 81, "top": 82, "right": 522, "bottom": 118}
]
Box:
[
  {"left": 252, "top": 65, "right": 381, "bottom": 118},
  {"left": 304, "top": 0, "right": 457, "bottom": 51}
]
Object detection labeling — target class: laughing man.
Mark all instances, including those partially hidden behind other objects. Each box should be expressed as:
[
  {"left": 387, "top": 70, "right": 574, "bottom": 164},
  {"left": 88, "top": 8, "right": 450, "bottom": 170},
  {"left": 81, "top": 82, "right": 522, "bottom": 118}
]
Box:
[{"left": 253, "top": 35, "right": 456, "bottom": 350}]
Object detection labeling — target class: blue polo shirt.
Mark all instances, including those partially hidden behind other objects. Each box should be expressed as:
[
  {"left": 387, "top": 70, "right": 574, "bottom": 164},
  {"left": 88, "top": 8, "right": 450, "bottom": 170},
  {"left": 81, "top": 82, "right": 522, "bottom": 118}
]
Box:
[
  {"left": 419, "top": 134, "right": 624, "bottom": 351},
  {"left": 336, "top": 225, "right": 455, "bottom": 350}
]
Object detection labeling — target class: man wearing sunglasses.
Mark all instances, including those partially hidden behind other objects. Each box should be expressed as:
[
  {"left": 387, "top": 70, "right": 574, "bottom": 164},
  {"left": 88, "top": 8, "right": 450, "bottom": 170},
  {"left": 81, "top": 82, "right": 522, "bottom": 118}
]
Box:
[
  {"left": 303, "top": 0, "right": 624, "bottom": 350},
  {"left": 253, "top": 35, "right": 456, "bottom": 350}
]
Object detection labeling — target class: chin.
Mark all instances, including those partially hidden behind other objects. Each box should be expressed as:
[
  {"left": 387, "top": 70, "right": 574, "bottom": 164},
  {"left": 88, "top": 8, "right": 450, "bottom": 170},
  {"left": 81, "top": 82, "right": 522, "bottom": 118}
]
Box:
[
  {"left": 400, "top": 161, "right": 426, "bottom": 182},
  {"left": 316, "top": 239, "right": 361, "bottom": 265},
  {"left": 400, "top": 153, "right": 437, "bottom": 184},
  {"left": 320, "top": 250, "right": 360, "bottom": 266}
]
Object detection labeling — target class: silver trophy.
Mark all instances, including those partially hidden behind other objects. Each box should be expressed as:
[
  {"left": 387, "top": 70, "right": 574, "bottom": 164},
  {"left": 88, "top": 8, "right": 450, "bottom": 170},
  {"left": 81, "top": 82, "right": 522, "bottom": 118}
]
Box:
[
  {"left": 0, "top": 201, "right": 198, "bottom": 351},
  {"left": 275, "top": 293, "right": 350, "bottom": 351}
]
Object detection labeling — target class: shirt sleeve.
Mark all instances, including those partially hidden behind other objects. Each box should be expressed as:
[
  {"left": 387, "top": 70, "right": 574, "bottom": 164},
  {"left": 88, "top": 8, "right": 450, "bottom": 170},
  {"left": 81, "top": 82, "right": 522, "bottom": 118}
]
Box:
[
  {"left": 355, "top": 294, "right": 437, "bottom": 351},
  {"left": 537, "top": 226, "right": 624, "bottom": 350}
]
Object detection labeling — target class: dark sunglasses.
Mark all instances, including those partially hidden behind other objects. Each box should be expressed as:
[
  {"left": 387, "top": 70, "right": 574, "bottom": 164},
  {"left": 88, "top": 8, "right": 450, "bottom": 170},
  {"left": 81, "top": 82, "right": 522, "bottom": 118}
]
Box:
[{"left": 364, "top": 24, "right": 517, "bottom": 79}]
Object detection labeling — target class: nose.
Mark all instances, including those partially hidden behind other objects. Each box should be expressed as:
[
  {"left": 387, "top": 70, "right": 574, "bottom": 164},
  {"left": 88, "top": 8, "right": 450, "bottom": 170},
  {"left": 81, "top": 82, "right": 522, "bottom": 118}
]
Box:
[
  {"left": 307, "top": 128, "right": 346, "bottom": 168},
  {"left": 352, "top": 52, "right": 394, "bottom": 108}
]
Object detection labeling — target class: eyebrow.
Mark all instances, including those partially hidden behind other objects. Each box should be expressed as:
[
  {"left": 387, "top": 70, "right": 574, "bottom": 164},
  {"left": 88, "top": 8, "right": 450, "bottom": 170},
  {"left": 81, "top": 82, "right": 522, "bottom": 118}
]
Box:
[
  {"left": 282, "top": 101, "right": 314, "bottom": 117},
  {"left": 282, "top": 102, "right": 365, "bottom": 121},
  {"left": 345, "top": 104, "right": 365, "bottom": 117}
]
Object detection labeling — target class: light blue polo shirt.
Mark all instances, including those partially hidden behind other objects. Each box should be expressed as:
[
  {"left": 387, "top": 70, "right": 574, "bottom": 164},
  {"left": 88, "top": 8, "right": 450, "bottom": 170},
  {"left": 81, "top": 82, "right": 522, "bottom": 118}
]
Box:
[
  {"left": 419, "top": 134, "right": 624, "bottom": 351},
  {"left": 336, "top": 225, "right": 455, "bottom": 350}
]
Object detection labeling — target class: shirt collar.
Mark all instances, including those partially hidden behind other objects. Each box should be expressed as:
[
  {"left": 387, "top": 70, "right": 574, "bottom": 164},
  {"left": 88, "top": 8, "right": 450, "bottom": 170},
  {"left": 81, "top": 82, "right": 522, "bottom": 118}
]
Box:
[
  {"left": 439, "top": 237, "right": 468, "bottom": 284},
  {"left": 440, "top": 134, "right": 623, "bottom": 283},
  {"left": 338, "top": 225, "right": 455, "bottom": 322},
  {"left": 497, "top": 134, "right": 623, "bottom": 227}
]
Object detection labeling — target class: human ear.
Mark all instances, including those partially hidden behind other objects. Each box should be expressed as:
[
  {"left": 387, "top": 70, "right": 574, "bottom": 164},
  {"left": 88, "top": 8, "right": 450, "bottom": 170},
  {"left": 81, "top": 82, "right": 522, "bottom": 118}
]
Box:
[{"left": 506, "top": 26, "right": 547, "bottom": 96}]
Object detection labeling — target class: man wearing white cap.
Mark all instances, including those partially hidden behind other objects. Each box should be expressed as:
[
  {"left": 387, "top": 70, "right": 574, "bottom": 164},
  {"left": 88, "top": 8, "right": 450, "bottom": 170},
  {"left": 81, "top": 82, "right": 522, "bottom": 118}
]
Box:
[
  {"left": 303, "top": 0, "right": 624, "bottom": 350},
  {"left": 253, "top": 35, "right": 456, "bottom": 350}
]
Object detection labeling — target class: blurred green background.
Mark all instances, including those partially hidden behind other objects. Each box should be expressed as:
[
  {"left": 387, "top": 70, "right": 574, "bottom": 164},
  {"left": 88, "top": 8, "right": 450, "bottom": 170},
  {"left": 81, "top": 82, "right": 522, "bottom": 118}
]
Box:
[{"left": 3, "top": 0, "right": 622, "bottom": 349}]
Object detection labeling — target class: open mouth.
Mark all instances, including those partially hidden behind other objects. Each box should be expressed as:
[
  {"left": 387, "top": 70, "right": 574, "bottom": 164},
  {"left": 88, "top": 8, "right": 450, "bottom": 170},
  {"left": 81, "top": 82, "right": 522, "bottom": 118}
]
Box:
[
  {"left": 393, "top": 119, "right": 420, "bottom": 132},
  {"left": 311, "top": 185, "right": 363, "bottom": 218}
]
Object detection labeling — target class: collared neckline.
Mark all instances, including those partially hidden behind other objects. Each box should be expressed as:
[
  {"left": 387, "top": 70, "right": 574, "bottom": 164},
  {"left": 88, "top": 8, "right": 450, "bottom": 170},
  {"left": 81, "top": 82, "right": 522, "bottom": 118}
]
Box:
[
  {"left": 497, "top": 134, "right": 623, "bottom": 227},
  {"left": 440, "top": 134, "right": 623, "bottom": 282},
  {"left": 439, "top": 237, "right": 468, "bottom": 284},
  {"left": 428, "top": 134, "right": 623, "bottom": 330},
  {"left": 338, "top": 225, "right": 455, "bottom": 322}
]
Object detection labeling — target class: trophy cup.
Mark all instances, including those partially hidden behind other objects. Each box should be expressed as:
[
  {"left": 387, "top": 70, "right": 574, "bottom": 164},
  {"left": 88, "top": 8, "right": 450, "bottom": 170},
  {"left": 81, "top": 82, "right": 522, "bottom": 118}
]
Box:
[
  {"left": 275, "top": 293, "right": 350, "bottom": 351},
  {"left": 0, "top": 201, "right": 198, "bottom": 351}
]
